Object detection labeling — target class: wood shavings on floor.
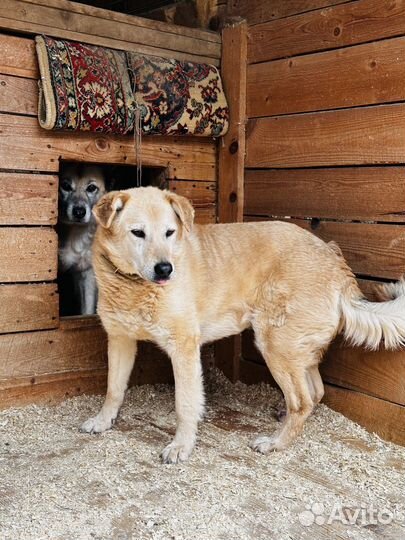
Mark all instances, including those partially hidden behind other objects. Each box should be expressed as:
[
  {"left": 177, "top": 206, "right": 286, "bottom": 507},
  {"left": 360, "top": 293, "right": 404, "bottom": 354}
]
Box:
[{"left": 1, "top": 369, "right": 404, "bottom": 540}]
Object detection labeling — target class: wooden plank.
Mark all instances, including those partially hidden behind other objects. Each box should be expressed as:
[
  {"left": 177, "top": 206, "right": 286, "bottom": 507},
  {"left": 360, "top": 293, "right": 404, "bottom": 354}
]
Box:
[
  {"left": 0, "top": 317, "right": 107, "bottom": 380},
  {"left": 0, "top": 173, "right": 57, "bottom": 225},
  {"left": 323, "top": 384, "right": 405, "bottom": 447},
  {"left": 321, "top": 337, "right": 405, "bottom": 406},
  {"left": 246, "top": 104, "right": 405, "bottom": 168},
  {"left": 248, "top": 37, "right": 405, "bottom": 117},
  {"left": 0, "top": 228, "right": 57, "bottom": 282},
  {"left": 0, "top": 34, "right": 37, "bottom": 78},
  {"left": 228, "top": 0, "right": 350, "bottom": 25},
  {"left": 24, "top": 0, "right": 221, "bottom": 44},
  {"left": 218, "top": 20, "right": 247, "bottom": 223},
  {"left": 0, "top": 0, "right": 220, "bottom": 64},
  {"left": 0, "top": 284, "right": 58, "bottom": 334},
  {"left": 0, "top": 114, "right": 216, "bottom": 182},
  {"left": 168, "top": 180, "right": 216, "bottom": 207},
  {"left": 249, "top": 0, "right": 405, "bottom": 63},
  {"left": 195, "top": 206, "right": 216, "bottom": 224},
  {"left": 244, "top": 167, "right": 405, "bottom": 222},
  {"left": 291, "top": 220, "right": 405, "bottom": 280},
  {"left": 0, "top": 74, "right": 37, "bottom": 115},
  {"left": 0, "top": 369, "right": 108, "bottom": 409}
]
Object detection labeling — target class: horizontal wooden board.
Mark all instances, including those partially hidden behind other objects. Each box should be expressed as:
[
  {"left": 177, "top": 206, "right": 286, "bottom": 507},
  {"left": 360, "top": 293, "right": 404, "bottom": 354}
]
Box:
[
  {"left": 0, "top": 0, "right": 220, "bottom": 64},
  {"left": 0, "top": 73, "right": 37, "bottom": 116},
  {"left": 0, "top": 283, "right": 58, "bottom": 333},
  {"left": 0, "top": 316, "right": 107, "bottom": 380},
  {"left": 321, "top": 337, "right": 405, "bottom": 406},
  {"left": 168, "top": 180, "right": 216, "bottom": 207},
  {"left": 0, "top": 114, "right": 216, "bottom": 182},
  {"left": 249, "top": 0, "right": 405, "bottom": 63},
  {"left": 323, "top": 384, "right": 405, "bottom": 447},
  {"left": 246, "top": 104, "right": 405, "bottom": 168},
  {"left": 0, "top": 34, "right": 37, "bottom": 78},
  {"left": 244, "top": 167, "right": 405, "bottom": 222},
  {"left": 0, "top": 173, "right": 57, "bottom": 225},
  {"left": 195, "top": 206, "right": 216, "bottom": 224},
  {"left": 228, "top": 0, "right": 349, "bottom": 25},
  {"left": 238, "top": 359, "right": 405, "bottom": 447},
  {"left": 248, "top": 36, "right": 405, "bottom": 117},
  {"left": 291, "top": 219, "right": 405, "bottom": 279},
  {"left": 0, "top": 227, "right": 57, "bottom": 282}
]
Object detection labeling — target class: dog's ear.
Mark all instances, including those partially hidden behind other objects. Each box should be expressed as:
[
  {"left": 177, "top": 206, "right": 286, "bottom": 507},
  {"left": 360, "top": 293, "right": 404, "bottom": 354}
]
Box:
[
  {"left": 93, "top": 191, "right": 130, "bottom": 229},
  {"left": 166, "top": 191, "right": 195, "bottom": 233}
]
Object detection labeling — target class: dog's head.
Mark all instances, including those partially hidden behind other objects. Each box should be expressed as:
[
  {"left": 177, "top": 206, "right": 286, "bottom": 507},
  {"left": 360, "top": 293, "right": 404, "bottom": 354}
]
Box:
[
  {"left": 93, "top": 186, "right": 194, "bottom": 285},
  {"left": 59, "top": 164, "right": 107, "bottom": 225}
]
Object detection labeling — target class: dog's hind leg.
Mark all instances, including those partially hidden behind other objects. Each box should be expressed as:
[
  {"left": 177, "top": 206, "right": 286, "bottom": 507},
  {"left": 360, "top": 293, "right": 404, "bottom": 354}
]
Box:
[
  {"left": 78, "top": 268, "right": 98, "bottom": 315},
  {"left": 160, "top": 334, "right": 204, "bottom": 464},
  {"left": 249, "top": 327, "right": 320, "bottom": 453},
  {"left": 80, "top": 335, "right": 137, "bottom": 434}
]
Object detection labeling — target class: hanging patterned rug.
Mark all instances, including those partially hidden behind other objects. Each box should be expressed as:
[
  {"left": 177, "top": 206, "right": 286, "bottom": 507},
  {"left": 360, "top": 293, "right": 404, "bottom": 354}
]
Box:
[
  {"left": 127, "top": 53, "right": 229, "bottom": 137},
  {"left": 35, "top": 35, "right": 135, "bottom": 134},
  {"left": 35, "top": 35, "right": 229, "bottom": 137}
]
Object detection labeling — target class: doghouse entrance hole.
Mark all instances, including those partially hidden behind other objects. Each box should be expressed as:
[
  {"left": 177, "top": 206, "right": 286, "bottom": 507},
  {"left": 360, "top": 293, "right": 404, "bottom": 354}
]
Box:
[{"left": 57, "top": 161, "right": 168, "bottom": 318}]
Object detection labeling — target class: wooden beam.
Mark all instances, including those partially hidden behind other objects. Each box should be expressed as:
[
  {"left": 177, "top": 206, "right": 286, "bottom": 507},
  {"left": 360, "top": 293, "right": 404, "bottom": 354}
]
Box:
[
  {"left": 248, "top": 36, "right": 405, "bottom": 117},
  {"left": 218, "top": 20, "right": 247, "bottom": 223},
  {"left": 0, "top": 173, "right": 58, "bottom": 225},
  {"left": 244, "top": 167, "right": 405, "bottom": 223},
  {"left": 227, "top": 0, "right": 349, "bottom": 26},
  {"left": 216, "top": 20, "right": 247, "bottom": 381},
  {"left": 0, "top": 114, "right": 216, "bottom": 182},
  {"left": 0, "top": 284, "right": 58, "bottom": 333},
  {"left": 248, "top": 0, "right": 405, "bottom": 63},
  {"left": 246, "top": 103, "right": 405, "bottom": 168},
  {"left": 0, "top": 227, "right": 57, "bottom": 282}
]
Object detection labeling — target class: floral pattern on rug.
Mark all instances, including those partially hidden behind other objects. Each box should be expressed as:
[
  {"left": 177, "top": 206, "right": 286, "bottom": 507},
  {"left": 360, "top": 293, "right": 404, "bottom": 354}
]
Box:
[
  {"left": 127, "top": 53, "right": 229, "bottom": 137},
  {"left": 36, "top": 36, "right": 135, "bottom": 134}
]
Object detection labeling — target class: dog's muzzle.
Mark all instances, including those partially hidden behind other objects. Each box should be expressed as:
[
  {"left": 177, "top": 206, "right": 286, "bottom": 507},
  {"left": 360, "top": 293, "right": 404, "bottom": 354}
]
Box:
[{"left": 154, "top": 262, "right": 173, "bottom": 284}]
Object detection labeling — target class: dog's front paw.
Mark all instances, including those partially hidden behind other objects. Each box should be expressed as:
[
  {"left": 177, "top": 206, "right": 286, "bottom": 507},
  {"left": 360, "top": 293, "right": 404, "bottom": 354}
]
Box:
[
  {"left": 160, "top": 441, "right": 193, "bottom": 464},
  {"left": 80, "top": 413, "right": 114, "bottom": 434},
  {"left": 250, "top": 435, "right": 283, "bottom": 454}
]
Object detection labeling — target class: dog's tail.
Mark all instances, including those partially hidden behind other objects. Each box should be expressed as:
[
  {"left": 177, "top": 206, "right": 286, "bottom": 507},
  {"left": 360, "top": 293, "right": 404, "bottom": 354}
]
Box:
[{"left": 340, "top": 276, "right": 405, "bottom": 350}]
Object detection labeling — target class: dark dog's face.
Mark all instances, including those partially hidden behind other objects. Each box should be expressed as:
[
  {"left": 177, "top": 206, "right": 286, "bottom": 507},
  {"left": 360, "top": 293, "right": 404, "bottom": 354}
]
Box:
[{"left": 59, "top": 164, "right": 107, "bottom": 225}]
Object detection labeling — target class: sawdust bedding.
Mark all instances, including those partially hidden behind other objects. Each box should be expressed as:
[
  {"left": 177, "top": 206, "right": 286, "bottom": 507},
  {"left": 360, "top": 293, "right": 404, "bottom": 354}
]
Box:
[{"left": 1, "top": 369, "right": 404, "bottom": 540}]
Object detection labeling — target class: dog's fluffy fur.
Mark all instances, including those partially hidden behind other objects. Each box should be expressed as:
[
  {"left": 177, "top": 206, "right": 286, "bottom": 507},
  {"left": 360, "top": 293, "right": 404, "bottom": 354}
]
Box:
[
  {"left": 58, "top": 164, "right": 106, "bottom": 315},
  {"left": 80, "top": 186, "right": 405, "bottom": 463}
]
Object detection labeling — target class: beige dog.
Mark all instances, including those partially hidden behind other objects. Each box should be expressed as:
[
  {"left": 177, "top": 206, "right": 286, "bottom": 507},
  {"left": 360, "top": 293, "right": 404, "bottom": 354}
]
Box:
[{"left": 80, "top": 186, "right": 405, "bottom": 463}]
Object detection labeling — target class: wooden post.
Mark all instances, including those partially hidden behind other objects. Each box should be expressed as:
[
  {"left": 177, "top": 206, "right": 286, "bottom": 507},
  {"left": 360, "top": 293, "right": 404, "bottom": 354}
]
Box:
[{"left": 215, "top": 19, "right": 247, "bottom": 381}]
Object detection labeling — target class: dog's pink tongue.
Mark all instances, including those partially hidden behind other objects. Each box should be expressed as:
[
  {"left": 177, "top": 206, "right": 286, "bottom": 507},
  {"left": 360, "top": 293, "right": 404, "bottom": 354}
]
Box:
[{"left": 156, "top": 279, "right": 169, "bottom": 286}]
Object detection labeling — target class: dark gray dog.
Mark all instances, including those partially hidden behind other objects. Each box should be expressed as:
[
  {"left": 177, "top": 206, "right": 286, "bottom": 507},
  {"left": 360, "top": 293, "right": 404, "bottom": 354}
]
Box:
[{"left": 58, "top": 163, "right": 107, "bottom": 315}]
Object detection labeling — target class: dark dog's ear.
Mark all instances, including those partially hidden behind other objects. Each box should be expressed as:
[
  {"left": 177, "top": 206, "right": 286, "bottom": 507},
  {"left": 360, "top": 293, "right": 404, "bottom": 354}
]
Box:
[
  {"left": 166, "top": 191, "right": 195, "bottom": 232},
  {"left": 93, "top": 191, "right": 130, "bottom": 229}
]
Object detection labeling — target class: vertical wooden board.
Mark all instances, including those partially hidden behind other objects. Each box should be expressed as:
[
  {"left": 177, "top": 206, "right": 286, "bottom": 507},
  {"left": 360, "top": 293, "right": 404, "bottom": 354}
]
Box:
[
  {"left": 218, "top": 21, "right": 247, "bottom": 223},
  {"left": 0, "top": 74, "right": 37, "bottom": 115},
  {"left": 323, "top": 384, "right": 405, "bottom": 447},
  {"left": 0, "top": 284, "right": 58, "bottom": 333},
  {"left": 228, "top": 0, "right": 350, "bottom": 25},
  {"left": 248, "top": 0, "right": 405, "bottom": 63},
  {"left": 247, "top": 37, "right": 405, "bottom": 117},
  {"left": 0, "top": 33, "right": 37, "bottom": 78},
  {"left": 322, "top": 338, "right": 405, "bottom": 406},
  {"left": 0, "top": 173, "right": 58, "bottom": 225},
  {"left": 244, "top": 167, "right": 405, "bottom": 222},
  {"left": 0, "top": 228, "right": 57, "bottom": 282},
  {"left": 0, "top": 317, "right": 107, "bottom": 379},
  {"left": 246, "top": 104, "right": 405, "bottom": 168}
]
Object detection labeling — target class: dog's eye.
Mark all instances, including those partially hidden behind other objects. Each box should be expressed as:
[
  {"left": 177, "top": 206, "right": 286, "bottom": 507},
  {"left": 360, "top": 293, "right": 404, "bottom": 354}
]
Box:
[
  {"left": 166, "top": 229, "right": 175, "bottom": 238},
  {"left": 86, "top": 184, "right": 98, "bottom": 193},
  {"left": 60, "top": 180, "right": 73, "bottom": 192},
  {"left": 131, "top": 229, "right": 145, "bottom": 239}
]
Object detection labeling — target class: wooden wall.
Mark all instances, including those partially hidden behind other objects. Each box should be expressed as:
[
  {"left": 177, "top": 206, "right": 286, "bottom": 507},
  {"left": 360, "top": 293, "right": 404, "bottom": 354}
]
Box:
[
  {"left": 229, "top": 0, "right": 405, "bottom": 445},
  {"left": 0, "top": 0, "right": 220, "bottom": 407}
]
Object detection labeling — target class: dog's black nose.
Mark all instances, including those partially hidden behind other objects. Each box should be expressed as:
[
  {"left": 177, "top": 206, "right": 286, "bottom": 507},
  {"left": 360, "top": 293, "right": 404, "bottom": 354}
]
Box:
[
  {"left": 72, "top": 206, "right": 86, "bottom": 219},
  {"left": 154, "top": 262, "right": 173, "bottom": 279}
]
